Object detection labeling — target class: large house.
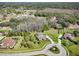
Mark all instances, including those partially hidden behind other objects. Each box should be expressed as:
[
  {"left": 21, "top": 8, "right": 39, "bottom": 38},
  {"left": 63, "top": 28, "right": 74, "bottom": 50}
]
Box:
[
  {"left": 63, "top": 32, "right": 75, "bottom": 40},
  {"left": 0, "top": 37, "right": 16, "bottom": 49},
  {"left": 35, "top": 32, "right": 47, "bottom": 40},
  {"left": 68, "top": 24, "right": 79, "bottom": 29}
]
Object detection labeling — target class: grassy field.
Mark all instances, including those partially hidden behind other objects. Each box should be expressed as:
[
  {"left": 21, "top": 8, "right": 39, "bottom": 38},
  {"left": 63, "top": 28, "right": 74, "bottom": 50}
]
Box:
[
  {"left": 68, "top": 45, "right": 79, "bottom": 56},
  {"left": 61, "top": 36, "right": 79, "bottom": 56},
  {"left": 14, "top": 36, "right": 24, "bottom": 49},
  {"left": 43, "top": 28, "right": 58, "bottom": 43},
  {"left": 58, "top": 28, "right": 79, "bottom": 56},
  {"left": 67, "top": 37, "right": 79, "bottom": 56}
]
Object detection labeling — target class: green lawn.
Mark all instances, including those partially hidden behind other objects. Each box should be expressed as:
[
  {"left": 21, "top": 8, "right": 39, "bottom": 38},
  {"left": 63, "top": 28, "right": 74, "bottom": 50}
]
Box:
[
  {"left": 14, "top": 36, "right": 23, "bottom": 49},
  {"left": 60, "top": 28, "right": 79, "bottom": 56},
  {"left": 43, "top": 28, "right": 58, "bottom": 43},
  {"left": 61, "top": 37, "right": 79, "bottom": 56},
  {"left": 68, "top": 37, "right": 79, "bottom": 56},
  {"left": 49, "top": 46, "right": 60, "bottom": 54},
  {"left": 74, "top": 37, "right": 79, "bottom": 42},
  {"left": 68, "top": 45, "right": 79, "bottom": 56},
  {"left": 0, "top": 38, "right": 50, "bottom": 53}
]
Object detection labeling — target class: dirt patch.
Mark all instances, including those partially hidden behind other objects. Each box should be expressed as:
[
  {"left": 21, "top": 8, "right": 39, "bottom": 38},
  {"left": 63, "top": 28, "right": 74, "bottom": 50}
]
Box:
[{"left": 39, "top": 8, "right": 79, "bottom": 14}]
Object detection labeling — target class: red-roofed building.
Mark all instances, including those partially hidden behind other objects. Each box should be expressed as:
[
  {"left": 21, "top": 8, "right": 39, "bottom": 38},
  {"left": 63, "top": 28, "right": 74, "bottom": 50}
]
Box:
[{"left": 0, "top": 37, "right": 16, "bottom": 49}]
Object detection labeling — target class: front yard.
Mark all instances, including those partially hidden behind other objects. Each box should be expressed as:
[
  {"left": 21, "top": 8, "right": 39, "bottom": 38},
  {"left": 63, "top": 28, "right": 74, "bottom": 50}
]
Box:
[
  {"left": 68, "top": 45, "right": 79, "bottom": 56},
  {"left": 61, "top": 36, "right": 79, "bottom": 56},
  {"left": 67, "top": 37, "right": 79, "bottom": 56},
  {"left": 43, "top": 28, "right": 59, "bottom": 43},
  {"left": 0, "top": 35, "right": 50, "bottom": 53},
  {"left": 0, "top": 28, "right": 79, "bottom": 56}
]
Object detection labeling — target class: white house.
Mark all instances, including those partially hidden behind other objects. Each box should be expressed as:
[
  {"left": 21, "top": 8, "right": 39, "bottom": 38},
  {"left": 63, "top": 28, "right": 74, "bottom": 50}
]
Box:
[{"left": 35, "top": 32, "right": 47, "bottom": 40}]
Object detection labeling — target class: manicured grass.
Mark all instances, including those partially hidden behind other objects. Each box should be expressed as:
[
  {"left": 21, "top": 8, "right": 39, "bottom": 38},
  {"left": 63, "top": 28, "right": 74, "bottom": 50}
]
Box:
[
  {"left": 74, "top": 37, "right": 79, "bottom": 41},
  {"left": 14, "top": 36, "right": 23, "bottom": 49},
  {"left": 0, "top": 39, "right": 50, "bottom": 53},
  {"left": 67, "top": 37, "right": 79, "bottom": 56},
  {"left": 43, "top": 28, "right": 58, "bottom": 43},
  {"left": 60, "top": 28, "right": 79, "bottom": 56},
  {"left": 61, "top": 37, "right": 79, "bottom": 56},
  {"left": 49, "top": 46, "right": 60, "bottom": 54},
  {"left": 61, "top": 39, "right": 75, "bottom": 46},
  {"left": 68, "top": 45, "right": 79, "bottom": 56}
]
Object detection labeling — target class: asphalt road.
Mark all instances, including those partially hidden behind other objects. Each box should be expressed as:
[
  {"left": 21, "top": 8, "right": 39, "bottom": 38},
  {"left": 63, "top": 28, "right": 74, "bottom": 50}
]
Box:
[
  {"left": 0, "top": 43, "right": 66, "bottom": 56},
  {"left": 0, "top": 35, "right": 67, "bottom": 56}
]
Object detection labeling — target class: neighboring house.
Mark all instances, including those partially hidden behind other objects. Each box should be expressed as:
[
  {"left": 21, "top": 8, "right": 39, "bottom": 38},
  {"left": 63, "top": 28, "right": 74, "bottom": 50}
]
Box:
[
  {"left": 0, "top": 37, "right": 16, "bottom": 49},
  {"left": 50, "top": 16, "right": 57, "bottom": 22},
  {"left": 63, "top": 32, "right": 75, "bottom": 40},
  {"left": 68, "top": 24, "right": 79, "bottom": 29},
  {"left": 35, "top": 32, "right": 47, "bottom": 40}
]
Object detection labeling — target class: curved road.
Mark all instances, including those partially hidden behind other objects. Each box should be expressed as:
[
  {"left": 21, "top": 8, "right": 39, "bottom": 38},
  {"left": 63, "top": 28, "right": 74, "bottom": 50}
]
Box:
[
  {"left": 0, "top": 43, "right": 66, "bottom": 56},
  {"left": 0, "top": 35, "right": 67, "bottom": 56}
]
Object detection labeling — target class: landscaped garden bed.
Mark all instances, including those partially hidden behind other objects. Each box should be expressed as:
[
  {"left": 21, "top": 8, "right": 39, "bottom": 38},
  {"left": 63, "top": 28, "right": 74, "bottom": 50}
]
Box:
[{"left": 49, "top": 46, "right": 60, "bottom": 54}]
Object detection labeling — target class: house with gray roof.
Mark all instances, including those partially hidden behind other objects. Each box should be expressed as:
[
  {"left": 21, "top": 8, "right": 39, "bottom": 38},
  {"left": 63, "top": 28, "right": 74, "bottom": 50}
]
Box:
[{"left": 35, "top": 32, "right": 47, "bottom": 40}]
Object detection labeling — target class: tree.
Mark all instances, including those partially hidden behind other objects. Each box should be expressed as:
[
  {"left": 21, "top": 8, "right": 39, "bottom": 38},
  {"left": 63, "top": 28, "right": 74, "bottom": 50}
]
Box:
[
  {"left": 26, "top": 41, "right": 34, "bottom": 48},
  {"left": 11, "top": 16, "right": 48, "bottom": 32},
  {"left": 42, "top": 24, "right": 50, "bottom": 32}
]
